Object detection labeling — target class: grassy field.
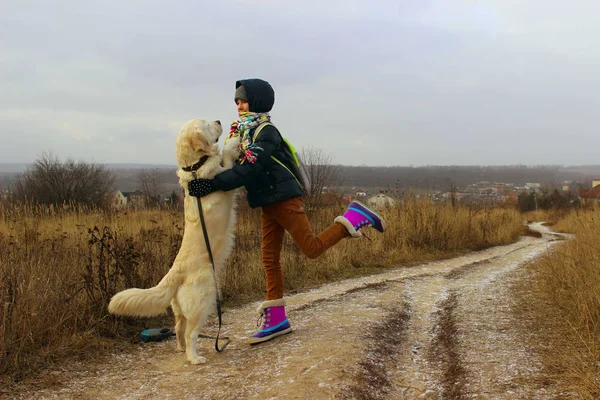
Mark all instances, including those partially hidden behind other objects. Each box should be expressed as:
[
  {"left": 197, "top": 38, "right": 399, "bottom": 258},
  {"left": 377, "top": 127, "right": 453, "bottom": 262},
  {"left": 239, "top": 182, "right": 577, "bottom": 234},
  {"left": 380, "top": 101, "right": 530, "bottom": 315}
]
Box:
[
  {"left": 0, "top": 198, "right": 523, "bottom": 381},
  {"left": 520, "top": 205, "right": 600, "bottom": 398}
]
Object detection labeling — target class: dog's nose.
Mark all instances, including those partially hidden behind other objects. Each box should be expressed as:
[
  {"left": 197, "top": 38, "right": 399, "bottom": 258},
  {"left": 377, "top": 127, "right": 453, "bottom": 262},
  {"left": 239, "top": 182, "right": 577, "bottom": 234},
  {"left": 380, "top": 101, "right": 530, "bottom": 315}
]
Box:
[{"left": 215, "top": 120, "right": 221, "bottom": 126}]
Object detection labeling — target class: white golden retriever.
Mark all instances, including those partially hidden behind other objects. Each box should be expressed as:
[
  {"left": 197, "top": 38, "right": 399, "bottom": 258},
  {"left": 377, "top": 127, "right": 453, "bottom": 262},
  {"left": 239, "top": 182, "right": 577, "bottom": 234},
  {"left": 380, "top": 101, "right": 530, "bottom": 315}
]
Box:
[{"left": 108, "top": 119, "right": 240, "bottom": 364}]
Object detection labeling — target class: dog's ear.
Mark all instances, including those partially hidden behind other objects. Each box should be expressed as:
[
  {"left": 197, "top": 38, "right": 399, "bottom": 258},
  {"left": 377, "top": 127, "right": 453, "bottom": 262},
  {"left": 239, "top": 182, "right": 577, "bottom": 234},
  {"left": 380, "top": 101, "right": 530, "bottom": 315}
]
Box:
[{"left": 187, "top": 132, "right": 209, "bottom": 153}]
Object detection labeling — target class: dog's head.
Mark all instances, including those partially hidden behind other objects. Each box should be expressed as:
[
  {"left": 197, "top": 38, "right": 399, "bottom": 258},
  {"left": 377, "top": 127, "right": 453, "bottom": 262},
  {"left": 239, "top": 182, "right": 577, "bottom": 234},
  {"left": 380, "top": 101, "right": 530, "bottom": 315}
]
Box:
[{"left": 175, "top": 119, "right": 223, "bottom": 168}]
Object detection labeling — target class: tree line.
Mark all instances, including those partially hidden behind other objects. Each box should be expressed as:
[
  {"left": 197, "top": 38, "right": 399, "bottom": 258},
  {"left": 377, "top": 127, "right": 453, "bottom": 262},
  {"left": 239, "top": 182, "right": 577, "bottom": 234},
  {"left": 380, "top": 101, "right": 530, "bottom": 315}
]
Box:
[
  {"left": 337, "top": 165, "right": 598, "bottom": 190},
  {"left": 3, "top": 152, "right": 597, "bottom": 210},
  {"left": 2, "top": 148, "right": 342, "bottom": 210},
  {"left": 4, "top": 153, "right": 175, "bottom": 209}
]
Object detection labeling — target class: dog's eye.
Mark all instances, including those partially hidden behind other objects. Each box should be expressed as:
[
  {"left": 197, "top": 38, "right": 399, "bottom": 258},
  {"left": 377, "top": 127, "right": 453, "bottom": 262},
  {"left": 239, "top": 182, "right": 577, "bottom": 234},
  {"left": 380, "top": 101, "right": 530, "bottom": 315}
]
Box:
[{"left": 215, "top": 137, "right": 219, "bottom": 143}]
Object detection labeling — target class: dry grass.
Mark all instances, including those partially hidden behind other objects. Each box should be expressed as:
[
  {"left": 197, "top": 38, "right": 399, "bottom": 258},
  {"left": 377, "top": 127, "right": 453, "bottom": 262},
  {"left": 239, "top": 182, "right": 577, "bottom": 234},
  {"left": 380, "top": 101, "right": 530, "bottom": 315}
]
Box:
[
  {"left": 522, "top": 208, "right": 572, "bottom": 227},
  {"left": 0, "top": 198, "right": 523, "bottom": 381},
  {"left": 0, "top": 203, "right": 182, "bottom": 382},
  {"left": 518, "top": 207, "right": 600, "bottom": 398}
]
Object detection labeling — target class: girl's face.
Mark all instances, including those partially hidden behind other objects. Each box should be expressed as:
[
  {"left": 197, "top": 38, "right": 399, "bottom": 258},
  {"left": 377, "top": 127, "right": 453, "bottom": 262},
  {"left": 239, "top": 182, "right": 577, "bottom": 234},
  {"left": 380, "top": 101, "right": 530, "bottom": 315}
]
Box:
[{"left": 236, "top": 99, "right": 249, "bottom": 113}]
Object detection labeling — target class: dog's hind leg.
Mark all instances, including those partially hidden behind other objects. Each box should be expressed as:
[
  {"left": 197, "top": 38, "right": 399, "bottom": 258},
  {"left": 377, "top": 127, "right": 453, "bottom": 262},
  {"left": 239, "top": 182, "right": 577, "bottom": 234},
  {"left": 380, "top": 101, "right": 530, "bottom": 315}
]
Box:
[
  {"left": 184, "top": 315, "right": 206, "bottom": 365},
  {"left": 171, "top": 299, "right": 186, "bottom": 353},
  {"left": 178, "top": 284, "right": 214, "bottom": 365}
]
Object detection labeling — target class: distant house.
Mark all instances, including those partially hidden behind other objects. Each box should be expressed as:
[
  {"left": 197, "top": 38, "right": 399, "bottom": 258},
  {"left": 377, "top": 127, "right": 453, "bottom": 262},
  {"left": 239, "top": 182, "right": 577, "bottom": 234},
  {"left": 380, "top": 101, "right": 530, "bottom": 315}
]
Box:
[
  {"left": 478, "top": 188, "right": 497, "bottom": 196},
  {"left": 355, "top": 189, "right": 367, "bottom": 198},
  {"left": 122, "top": 190, "right": 145, "bottom": 208},
  {"left": 166, "top": 190, "right": 184, "bottom": 208},
  {"left": 112, "top": 191, "right": 127, "bottom": 209},
  {"left": 579, "top": 180, "right": 600, "bottom": 204},
  {"left": 366, "top": 193, "right": 396, "bottom": 210},
  {"left": 0, "top": 189, "right": 13, "bottom": 201},
  {"left": 525, "top": 183, "right": 541, "bottom": 191}
]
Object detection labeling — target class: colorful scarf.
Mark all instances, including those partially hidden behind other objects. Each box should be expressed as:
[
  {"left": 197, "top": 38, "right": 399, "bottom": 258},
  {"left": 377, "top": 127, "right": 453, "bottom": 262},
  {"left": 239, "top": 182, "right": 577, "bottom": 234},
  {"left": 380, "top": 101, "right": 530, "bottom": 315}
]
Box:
[{"left": 226, "top": 112, "right": 271, "bottom": 164}]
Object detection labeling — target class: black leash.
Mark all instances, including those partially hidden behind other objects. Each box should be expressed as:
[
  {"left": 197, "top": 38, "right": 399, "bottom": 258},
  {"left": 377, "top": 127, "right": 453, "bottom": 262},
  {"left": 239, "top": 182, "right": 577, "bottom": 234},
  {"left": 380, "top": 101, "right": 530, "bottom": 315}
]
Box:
[{"left": 196, "top": 194, "right": 230, "bottom": 352}]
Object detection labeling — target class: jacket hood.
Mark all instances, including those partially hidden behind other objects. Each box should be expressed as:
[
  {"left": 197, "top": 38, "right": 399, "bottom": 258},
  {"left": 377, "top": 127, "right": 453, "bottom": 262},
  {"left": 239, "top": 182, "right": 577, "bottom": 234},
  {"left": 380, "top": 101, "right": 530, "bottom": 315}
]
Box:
[{"left": 236, "top": 79, "right": 275, "bottom": 113}]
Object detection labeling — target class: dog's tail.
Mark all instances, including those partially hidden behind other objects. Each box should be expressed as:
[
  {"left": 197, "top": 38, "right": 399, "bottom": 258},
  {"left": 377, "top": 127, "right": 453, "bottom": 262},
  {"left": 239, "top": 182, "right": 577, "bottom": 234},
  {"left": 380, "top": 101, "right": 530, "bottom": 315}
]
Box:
[{"left": 108, "top": 271, "right": 180, "bottom": 317}]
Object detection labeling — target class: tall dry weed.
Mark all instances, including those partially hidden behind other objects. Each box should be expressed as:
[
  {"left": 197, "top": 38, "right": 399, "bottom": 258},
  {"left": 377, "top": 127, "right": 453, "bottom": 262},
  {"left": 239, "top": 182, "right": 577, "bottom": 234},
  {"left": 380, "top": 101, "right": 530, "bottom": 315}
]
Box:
[
  {"left": 521, "top": 208, "right": 600, "bottom": 398},
  {"left": 0, "top": 203, "right": 182, "bottom": 379},
  {"left": 0, "top": 199, "right": 523, "bottom": 380}
]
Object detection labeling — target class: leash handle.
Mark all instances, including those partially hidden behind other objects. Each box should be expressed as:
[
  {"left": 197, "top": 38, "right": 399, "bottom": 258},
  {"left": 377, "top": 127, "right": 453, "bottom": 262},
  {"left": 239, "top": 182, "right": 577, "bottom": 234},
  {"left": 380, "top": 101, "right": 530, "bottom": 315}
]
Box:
[{"left": 196, "top": 195, "right": 230, "bottom": 353}]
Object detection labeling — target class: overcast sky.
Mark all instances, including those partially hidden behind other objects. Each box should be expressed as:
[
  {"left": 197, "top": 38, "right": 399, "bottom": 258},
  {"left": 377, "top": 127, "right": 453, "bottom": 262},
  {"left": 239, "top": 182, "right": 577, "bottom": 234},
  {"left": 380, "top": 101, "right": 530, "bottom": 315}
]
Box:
[{"left": 2, "top": 0, "right": 599, "bottom": 166}]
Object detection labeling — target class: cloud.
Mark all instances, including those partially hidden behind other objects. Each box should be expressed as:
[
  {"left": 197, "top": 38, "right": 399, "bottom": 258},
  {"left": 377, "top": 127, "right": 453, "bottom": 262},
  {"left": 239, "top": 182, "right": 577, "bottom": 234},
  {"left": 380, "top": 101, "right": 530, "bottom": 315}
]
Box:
[{"left": 1, "top": 0, "right": 599, "bottom": 166}]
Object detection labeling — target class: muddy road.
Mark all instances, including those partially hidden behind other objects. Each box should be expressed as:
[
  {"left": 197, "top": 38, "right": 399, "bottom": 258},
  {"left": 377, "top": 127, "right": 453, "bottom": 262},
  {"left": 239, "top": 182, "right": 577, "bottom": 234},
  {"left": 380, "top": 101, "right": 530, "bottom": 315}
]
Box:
[{"left": 13, "top": 223, "right": 565, "bottom": 399}]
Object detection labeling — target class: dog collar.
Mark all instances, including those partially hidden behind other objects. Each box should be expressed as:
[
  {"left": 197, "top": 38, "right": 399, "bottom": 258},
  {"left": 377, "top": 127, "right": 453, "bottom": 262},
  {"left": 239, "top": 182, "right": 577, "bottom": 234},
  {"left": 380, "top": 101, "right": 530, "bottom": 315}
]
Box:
[{"left": 182, "top": 155, "right": 210, "bottom": 172}]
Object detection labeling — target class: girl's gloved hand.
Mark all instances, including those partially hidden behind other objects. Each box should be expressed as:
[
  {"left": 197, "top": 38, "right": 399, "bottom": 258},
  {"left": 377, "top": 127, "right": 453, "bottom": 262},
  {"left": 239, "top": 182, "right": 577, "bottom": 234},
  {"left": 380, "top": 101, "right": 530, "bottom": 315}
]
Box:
[{"left": 188, "top": 178, "right": 215, "bottom": 197}]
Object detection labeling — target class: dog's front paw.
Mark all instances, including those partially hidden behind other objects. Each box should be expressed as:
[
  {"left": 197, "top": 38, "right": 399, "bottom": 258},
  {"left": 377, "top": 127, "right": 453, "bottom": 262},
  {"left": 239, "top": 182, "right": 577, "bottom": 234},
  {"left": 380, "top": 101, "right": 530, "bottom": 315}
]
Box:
[
  {"left": 224, "top": 136, "right": 240, "bottom": 152},
  {"left": 188, "top": 356, "right": 207, "bottom": 365},
  {"left": 222, "top": 137, "right": 241, "bottom": 168}
]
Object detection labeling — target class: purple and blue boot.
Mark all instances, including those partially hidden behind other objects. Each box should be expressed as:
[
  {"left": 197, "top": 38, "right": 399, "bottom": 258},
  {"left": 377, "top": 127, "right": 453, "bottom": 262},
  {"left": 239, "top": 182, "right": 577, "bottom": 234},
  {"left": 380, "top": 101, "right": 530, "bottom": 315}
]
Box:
[
  {"left": 335, "top": 200, "right": 386, "bottom": 238},
  {"left": 248, "top": 299, "right": 293, "bottom": 345}
]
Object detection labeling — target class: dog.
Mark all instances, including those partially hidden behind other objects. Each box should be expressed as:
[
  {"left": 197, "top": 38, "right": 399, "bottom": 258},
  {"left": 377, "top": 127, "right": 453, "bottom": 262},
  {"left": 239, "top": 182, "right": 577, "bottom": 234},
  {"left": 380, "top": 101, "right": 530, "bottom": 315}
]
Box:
[{"left": 108, "top": 118, "right": 240, "bottom": 364}]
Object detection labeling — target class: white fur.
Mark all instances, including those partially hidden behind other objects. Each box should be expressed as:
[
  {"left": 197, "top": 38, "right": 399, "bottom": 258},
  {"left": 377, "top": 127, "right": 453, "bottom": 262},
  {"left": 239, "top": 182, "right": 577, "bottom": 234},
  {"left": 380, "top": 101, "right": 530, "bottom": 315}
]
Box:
[
  {"left": 108, "top": 119, "right": 241, "bottom": 365},
  {"left": 334, "top": 216, "right": 362, "bottom": 238},
  {"left": 256, "top": 298, "right": 286, "bottom": 314}
]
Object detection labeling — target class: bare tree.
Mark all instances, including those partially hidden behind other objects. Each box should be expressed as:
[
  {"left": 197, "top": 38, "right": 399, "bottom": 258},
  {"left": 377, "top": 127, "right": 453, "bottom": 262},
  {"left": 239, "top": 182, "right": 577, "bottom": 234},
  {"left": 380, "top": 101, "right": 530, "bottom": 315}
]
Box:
[
  {"left": 12, "top": 152, "right": 115, "bottom": 208},
  {"left": 137, "top": 168, "right": 167, "bottom": 207},
  {"left": 300, "top": 145, "right": 342, "bottom": 213}
]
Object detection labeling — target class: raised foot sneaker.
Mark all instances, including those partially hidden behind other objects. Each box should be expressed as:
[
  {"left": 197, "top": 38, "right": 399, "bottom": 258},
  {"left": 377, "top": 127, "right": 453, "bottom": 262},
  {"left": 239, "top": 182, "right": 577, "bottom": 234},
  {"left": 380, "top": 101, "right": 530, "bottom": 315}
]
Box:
[{"left": 334, "top": 200, "right": 386, "bottom": 237}]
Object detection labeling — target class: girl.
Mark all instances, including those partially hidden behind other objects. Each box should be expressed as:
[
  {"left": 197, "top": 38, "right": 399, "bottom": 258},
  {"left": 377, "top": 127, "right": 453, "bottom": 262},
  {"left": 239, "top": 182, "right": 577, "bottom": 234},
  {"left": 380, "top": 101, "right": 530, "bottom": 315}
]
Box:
[{"left": 188, "top": 78, "right": 385, "bottom": 344}]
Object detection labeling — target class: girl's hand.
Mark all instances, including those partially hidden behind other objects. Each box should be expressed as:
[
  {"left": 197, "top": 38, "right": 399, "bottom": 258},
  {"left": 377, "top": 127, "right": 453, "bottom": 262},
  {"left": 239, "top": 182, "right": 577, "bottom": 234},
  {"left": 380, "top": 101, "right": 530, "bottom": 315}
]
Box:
[{"left": 188, "top": 178, "right": 215, "bottom": 197}]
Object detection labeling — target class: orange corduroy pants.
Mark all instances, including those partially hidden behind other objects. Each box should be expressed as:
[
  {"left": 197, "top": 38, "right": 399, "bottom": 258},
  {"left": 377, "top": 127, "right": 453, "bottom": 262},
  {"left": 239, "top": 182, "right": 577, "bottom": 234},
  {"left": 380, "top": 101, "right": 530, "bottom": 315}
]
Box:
[{"left": 261, "top": 196, "right": 349, "bottom": 300}]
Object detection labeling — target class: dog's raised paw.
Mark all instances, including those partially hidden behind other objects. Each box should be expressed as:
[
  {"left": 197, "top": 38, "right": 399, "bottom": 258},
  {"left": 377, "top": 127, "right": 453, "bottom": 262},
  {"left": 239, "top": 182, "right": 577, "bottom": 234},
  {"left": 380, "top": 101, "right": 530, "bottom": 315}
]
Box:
[
  {"left": 222, "top": 137, "right": 241, "bottom": 167},
  {"left": 189, "top": 356, "right": 207, "bottom": 365},
  {"left": 224, "top": 136, "right": 240, "bottom": 151}
]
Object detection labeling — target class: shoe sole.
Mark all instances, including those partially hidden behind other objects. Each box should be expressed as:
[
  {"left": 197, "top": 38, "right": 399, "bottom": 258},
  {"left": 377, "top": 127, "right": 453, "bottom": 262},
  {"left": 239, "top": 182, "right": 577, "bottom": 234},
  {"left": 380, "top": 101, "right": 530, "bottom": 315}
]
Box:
[
  {"left": 247, "top": 327, "right": 293, "bottom": 345},
  {"left": 351, "top": 200, "right": 387, "bottom": 232}
]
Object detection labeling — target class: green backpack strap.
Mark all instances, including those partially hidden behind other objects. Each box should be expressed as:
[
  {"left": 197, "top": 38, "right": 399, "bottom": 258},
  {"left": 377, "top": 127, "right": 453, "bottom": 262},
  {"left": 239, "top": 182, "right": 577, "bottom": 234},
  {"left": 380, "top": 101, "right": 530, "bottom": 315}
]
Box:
[
  {"left": 252, "top": 123, "right": 299, "bottom": 166},
  {"left": 251, "top": 122, "right": 304, "bottom": 190},
  {"left": 251, "top": 122, "right": 275, "bottom": 142}
]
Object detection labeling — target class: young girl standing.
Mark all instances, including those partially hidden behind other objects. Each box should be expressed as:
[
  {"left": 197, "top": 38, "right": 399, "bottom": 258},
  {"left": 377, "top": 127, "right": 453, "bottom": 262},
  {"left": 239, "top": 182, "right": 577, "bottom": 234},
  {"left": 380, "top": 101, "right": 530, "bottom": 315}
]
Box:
[{"left": 188, "top": 78, "right": 385, "bottom": 344}]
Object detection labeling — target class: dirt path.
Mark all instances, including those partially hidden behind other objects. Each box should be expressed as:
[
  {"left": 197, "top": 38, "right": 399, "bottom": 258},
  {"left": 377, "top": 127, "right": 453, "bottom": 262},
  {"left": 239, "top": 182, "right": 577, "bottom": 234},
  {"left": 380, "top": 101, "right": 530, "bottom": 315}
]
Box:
[{"left": 11, "top": 223, "right": 565, "bottom": 399}]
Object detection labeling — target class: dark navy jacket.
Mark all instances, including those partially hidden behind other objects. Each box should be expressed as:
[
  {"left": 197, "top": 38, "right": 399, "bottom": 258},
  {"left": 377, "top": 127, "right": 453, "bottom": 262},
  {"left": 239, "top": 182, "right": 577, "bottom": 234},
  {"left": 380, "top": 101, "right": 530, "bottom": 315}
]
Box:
[{"left": 212, "top": 79, "right": 303, "bottom": 208}]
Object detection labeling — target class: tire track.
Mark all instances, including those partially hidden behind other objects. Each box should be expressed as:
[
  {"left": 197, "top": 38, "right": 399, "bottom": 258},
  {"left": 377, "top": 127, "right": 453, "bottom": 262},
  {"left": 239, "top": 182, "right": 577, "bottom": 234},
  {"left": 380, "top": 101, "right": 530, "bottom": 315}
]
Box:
[
  {"left": 338, "top": 223, "right": 562, "bottom": 399},
  {"left": 429, "top": 291, "right": 467, "bottom": 399},
  {"left": 336, "top": 299, "right": 411, "bottom": 400}
]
